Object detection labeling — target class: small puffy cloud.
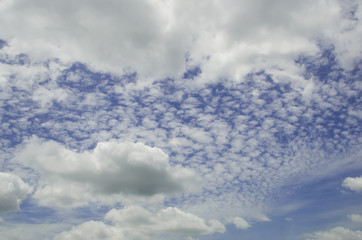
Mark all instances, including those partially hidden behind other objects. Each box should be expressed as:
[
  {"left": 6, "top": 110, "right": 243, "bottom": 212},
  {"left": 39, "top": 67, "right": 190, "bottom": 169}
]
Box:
[
  {"left": 342, "top": 176, "right": 362, "bottom": 193},
  {"left": 348, "top": 214, "right": 362, "bottom": 223},
  {"left": 305, "top": 227, "right": 362, "bottom": 240},
  {"left": 233, "top": 217, "right": 250, "bottom": 229},
  {"left": 17, "top": 138, "right": 196, "bottom": 207},
  {"left": 53, "top": 206, "right": 225, "bottom": 240},
  {"left": 253, "top": 213, "right": 271, "bottom": 222},
  {"left": 0, "top": 172, "right": 33, "bottom": 213}
]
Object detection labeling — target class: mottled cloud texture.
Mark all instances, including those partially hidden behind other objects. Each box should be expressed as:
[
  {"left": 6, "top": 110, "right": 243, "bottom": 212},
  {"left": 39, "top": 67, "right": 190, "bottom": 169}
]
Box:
[{"left": 0, "top": 0, "right": 361, "bottom": 239}]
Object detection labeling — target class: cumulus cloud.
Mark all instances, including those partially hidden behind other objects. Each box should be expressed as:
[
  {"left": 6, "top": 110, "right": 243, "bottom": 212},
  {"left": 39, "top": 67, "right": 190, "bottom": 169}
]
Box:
[
  {"left": 342, "top": 176, "right": 362, "bottom": 193},
  {"left": 16, "top": 138, "right": 195, "bottom": 207},
  {"left": 53, "top": 221, "right": 124, "bottom": 240},
  {"left": 0, "top": 172, "right": 33, "bottom": 213},
  {"left": 305, "top": 227, "right": 362, "bottom": 240},
  {"left": 0, "top": 0, "right": 356, "bottom": 83},
  {"left": 233, "top": 217, "right": 250, "bottom": 229},
  {"left": 53, "top": 206, "right": 225, "bottom": 240},
  {"left": 348, "top": 214, "right": 362, "bottom": 223}
]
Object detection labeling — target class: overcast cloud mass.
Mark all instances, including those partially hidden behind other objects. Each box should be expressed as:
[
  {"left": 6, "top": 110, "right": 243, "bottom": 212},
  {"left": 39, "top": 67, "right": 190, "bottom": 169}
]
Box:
[{"left": 0, "top": 0, "right": 362, "bottom": 239}]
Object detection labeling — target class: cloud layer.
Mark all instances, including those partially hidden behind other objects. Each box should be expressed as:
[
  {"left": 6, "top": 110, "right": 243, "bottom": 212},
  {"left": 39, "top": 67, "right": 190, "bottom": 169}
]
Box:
[
  {"left": 17, "top": 138, "right": 195, "bottom": 207},
  {"left": 0, "top": 0, "right": 361, "bottom": 239},
  {"left": 306, "top": 227, "right": 362, "bottom": 240},
  {"left": 0, "top": 0, "right": 359, "bottom": 83},
  {"left": 54, "top": 205, "right": 225, "bottom": 240}
]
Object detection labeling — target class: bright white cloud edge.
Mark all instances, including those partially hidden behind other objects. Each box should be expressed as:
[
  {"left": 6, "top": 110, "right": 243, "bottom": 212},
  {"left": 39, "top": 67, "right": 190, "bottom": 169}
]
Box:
[
  {"left": 53, "top": 205, "right": 225, "bottom": 240},
  {"left": 342, "top": 176, "right": 362, "bottom": 193}
]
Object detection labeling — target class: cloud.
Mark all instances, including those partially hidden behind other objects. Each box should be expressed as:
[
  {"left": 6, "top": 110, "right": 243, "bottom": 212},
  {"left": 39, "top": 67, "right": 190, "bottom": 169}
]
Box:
[
  {"left": 16, "top": 137, "right": 195, "bottom": 207},
  {"left": 305, "top": 227, "right": 362, "bottom": 240},
  {"left": 53, "top": 221, "right": 124, "bottom": 240},
  {"left": 0, "top": 223, "right": 70, "bottom": 240},
  {"left": 342, "top": 176, "right": 362, "bottom": 193},
  {"left": 0, "top": 2, "right": 361, "bottom": 237},
  {"left": 54, "top": 205, "right": 225, "bottom": 240},
  {"left": 106, "top": 206, "right": 225, "bottom": 236},
  {"left": 348, "top": 214, "right": 362, "bottom": 223},
  {"left": 0, "top": 0, "right": 356, "bottom": 84},
  {"left": 233, "top": 217, "right": 250, "bottom": 230},
  {"left": 252, "top": 213, "right": 272, "bottom": 222},
  {"left": 0, "top": 172, "right": 33, "bottom": 213}
]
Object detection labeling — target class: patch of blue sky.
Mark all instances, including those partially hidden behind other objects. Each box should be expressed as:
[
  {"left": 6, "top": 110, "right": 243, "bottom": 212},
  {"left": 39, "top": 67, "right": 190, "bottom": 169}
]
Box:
[
  {"left": 183, "top": 66, "right": 202, "bottom": 80},
  {"left": 0, "top": 39, "right": 7, "bottom": 49},
  {"left": 1, "top": 199, "right": 57, "bottom": 224}
]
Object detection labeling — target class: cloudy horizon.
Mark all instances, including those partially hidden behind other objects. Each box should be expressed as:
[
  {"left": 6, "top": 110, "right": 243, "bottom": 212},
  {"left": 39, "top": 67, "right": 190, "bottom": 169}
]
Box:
[{"left": 0, "top": 0, "right": 362, "bottom": 239}]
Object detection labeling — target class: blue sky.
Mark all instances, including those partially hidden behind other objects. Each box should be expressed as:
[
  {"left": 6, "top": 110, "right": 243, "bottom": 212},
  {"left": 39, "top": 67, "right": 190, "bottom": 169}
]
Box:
[{"left": 0, "top": 0, "right": 362, "bottom": 239}]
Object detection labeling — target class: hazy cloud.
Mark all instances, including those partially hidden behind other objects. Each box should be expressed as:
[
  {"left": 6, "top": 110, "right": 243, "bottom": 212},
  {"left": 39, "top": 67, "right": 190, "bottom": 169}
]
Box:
[
  {"left": 348, "top": 214, "right": 362, "bottom": 223},
  {"left": 305, "top": 227, "right": 362, "bottom": 240}
]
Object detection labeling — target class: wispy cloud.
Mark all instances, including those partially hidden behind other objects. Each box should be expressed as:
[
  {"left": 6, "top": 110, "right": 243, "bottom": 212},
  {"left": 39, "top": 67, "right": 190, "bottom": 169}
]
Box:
[{"left": 305, "top": 227, "right": 362, "bottom": 240}]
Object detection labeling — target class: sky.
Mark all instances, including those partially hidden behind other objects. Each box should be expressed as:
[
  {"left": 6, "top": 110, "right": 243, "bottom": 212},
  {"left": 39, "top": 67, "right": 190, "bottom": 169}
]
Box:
[{"left": 0, "top": 0, "right": 362, "bottom": 239}]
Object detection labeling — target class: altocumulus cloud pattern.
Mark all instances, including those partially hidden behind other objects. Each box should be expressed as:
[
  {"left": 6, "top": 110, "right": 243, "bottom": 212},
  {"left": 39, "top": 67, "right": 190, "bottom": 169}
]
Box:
[{"left": 0, "top": 0, "right": 362, "bottom": 239}]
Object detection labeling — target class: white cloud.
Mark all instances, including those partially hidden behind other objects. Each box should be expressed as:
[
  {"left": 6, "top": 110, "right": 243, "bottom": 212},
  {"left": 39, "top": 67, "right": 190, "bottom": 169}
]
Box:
[
  {"left": 16, "top": 137, "right": 196, "bottom": 207},
  {"left": 0, "top": 172, "right": 33, "bottom": 213},
  {"left": 233, "top": 217, "right": 250, "bottom": 229},
  {"left": 305, "top": 227, "right": 362, "bottom": 240},
  {"left": 0, "top": 0, "right": 356, "bottom": 84},
  {"left": 0, "top": 0, "right": 187, "bottom": 82},
  {"left": 53, "top": 221, "right": 124, "bottom": 240},
  {"left": 253, "top": 213, "right": 272, "bottom": 222},
  {"left": 54, "top": 206, "right": 225, "bottom": 240},
  {"left": 342, "top": 176, "right": 362, "bottom": 193},
  {"left": 106, "top": 206, "right": 225, "bottom": 237},
  {"left": 348, "top": 214, "right": 362, "bottom": 223}
]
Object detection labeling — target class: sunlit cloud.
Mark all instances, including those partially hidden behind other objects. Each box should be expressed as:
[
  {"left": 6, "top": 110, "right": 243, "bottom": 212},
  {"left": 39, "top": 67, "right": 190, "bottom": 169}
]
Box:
[{"left": 0, "top": 0, "right": 361, "bottom": 239}]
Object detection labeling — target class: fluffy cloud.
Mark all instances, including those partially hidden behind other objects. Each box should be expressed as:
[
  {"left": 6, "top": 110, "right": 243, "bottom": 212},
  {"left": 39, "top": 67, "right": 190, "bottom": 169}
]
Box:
[
  {"left": 348, "top": 214, "right": 362, "bottom": 223},
  {"left": 54, "top": 206, "right": 225, "bottom": 240},
  {"left": 0, "top": 0, "right": 356, "bottom": 83},
  {"left": 17, "top": 138, "right": 195, "bottom": 207},
  {"left": 305, "top": 227, "right": 362, "bottom": 240},
  {"left": 53, "top": 221, "right": 124, "bottom": 240},
  {"left": 105, "top": 206, "right": 225, "bottom": 237},
  {"left": 0, "top": 172, "right": 33, "bottom": 213},
  {"left": 342, "top": 176, "right": 362, "bottom": 193},
  {"left": 233, "top": 217, "right": 250, "bottom": 230}
]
